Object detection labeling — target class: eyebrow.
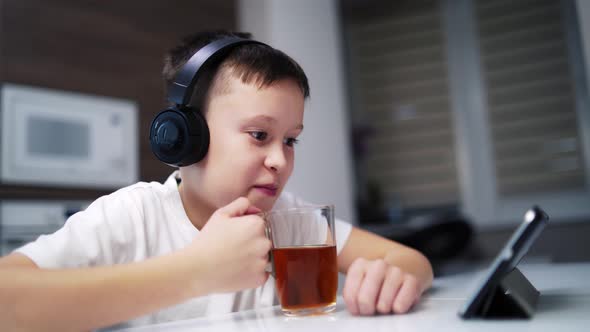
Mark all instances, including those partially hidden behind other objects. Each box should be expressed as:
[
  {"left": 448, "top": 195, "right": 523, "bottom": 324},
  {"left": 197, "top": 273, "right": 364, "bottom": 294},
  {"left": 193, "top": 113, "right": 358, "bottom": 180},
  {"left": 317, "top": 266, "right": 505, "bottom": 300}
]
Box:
[{"left": 245, "top": 115, "right": 304, "bottom": 130}]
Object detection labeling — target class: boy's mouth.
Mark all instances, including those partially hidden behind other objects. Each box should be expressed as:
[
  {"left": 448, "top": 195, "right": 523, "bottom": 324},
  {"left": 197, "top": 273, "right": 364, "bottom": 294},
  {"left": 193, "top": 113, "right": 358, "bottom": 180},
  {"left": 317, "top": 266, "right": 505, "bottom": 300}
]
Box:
[{"left": 253, "top": 184, "right": 278, "bottom": 196}]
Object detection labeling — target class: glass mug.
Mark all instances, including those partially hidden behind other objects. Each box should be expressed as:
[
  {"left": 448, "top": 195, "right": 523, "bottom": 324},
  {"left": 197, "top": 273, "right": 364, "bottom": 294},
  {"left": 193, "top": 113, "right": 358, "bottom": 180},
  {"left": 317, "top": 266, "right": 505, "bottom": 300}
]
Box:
[{"left": 262, "top": 205, "right": 338, "bottom": 316}]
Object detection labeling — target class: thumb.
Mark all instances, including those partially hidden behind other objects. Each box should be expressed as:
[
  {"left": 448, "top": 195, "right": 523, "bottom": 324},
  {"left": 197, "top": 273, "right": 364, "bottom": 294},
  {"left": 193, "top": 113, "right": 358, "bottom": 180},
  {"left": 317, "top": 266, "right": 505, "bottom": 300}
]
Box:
[
  {"left": 245, "top": 205, "right": 262, "bottom": 215},
  {"left": 217, "top": 197, "right": 260, "bottom": 217}
]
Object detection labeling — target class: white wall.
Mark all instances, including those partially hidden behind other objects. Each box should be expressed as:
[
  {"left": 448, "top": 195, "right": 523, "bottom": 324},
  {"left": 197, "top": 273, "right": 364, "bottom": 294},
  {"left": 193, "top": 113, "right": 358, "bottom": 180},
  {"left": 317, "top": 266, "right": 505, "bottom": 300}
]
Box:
[{"left": 238, "top": 0, "right": 357, "bottom": 224}]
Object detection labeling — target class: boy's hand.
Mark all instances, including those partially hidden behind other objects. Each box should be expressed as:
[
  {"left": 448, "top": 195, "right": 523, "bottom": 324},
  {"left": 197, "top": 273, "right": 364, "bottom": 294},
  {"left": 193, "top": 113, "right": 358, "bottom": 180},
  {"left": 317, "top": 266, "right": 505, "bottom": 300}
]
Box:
[
  {"left": 342, "top": 258, "right": 423, "bottom": 315},
  {"left": 185, "top": 197, "right": 271, "bottom": 295}
]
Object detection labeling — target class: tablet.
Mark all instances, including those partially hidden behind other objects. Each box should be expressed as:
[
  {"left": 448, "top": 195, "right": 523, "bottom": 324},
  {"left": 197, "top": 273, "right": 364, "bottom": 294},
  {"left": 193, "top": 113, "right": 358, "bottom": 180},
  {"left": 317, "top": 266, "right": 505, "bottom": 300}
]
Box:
[{"left": 458, "top": 206, "right": 549, "bottom": 319}]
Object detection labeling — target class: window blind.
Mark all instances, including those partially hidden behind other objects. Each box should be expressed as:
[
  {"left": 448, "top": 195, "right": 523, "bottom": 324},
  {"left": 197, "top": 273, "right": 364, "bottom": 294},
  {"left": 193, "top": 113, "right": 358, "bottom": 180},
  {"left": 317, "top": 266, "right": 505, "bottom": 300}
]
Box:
[
  {"left": 346, "top": 0, "right": 459, "bottom": 208},
  {"left": 475, "top": 0, "right": 587, "bottom": 196}
]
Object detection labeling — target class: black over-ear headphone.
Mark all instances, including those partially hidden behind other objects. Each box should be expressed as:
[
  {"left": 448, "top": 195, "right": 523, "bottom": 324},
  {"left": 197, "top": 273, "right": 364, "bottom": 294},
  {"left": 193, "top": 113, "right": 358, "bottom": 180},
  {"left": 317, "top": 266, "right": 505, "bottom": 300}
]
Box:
[{"left": 150, "top": 37, "right": 267, "bottom": 167}]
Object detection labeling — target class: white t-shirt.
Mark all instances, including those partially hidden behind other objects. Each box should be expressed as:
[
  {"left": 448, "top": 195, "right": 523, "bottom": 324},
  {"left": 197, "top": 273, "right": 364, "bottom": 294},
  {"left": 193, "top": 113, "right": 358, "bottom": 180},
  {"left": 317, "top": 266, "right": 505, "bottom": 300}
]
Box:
[{"left": 15, "top": 172, "right": 352, "bottom": 329}]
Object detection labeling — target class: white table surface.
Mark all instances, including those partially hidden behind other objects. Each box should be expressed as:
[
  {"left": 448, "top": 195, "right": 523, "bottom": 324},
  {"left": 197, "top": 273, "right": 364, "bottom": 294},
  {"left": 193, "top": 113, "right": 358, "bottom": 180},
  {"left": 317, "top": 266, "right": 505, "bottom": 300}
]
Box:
[{"left": 119, "top": 263, "right": 590, "bottom": 332}]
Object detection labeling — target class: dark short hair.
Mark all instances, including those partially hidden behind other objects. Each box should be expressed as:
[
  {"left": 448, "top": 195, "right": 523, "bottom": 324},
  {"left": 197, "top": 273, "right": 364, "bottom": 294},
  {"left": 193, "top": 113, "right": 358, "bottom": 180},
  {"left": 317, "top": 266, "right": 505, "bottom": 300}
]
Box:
[{"left": 162, "top": 30, "right": 310, "bottom": 111}]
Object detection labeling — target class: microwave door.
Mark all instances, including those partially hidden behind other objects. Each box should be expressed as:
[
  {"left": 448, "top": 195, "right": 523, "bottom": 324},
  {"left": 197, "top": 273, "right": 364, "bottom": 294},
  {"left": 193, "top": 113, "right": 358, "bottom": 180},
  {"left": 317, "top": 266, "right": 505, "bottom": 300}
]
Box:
[
  {"left": 11, "top": 103, "right": 94, "bottom": 185},
  {"left": 26, "top": 115, "right": 91, "bottom": 166}
]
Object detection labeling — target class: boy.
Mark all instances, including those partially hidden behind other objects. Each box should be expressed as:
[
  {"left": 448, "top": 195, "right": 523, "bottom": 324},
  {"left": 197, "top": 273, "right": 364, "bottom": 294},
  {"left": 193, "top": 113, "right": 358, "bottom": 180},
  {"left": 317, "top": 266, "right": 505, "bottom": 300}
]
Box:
[{"left": 0, "top": 31, "right": 433, "bottom": 331}]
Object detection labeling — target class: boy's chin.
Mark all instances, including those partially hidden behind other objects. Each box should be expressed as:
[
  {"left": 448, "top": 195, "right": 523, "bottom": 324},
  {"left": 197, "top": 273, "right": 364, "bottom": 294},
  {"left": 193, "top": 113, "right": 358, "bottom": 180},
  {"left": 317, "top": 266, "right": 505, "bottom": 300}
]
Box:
[{"left": 248, "top": 194, "right": 279, "bottom": 212}]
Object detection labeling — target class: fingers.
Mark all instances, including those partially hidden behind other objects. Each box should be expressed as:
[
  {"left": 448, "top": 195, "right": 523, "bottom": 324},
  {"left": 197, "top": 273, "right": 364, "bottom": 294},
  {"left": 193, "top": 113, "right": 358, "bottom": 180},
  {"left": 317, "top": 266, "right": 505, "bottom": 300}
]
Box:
[
  {"left": 253, "top": 257, "right": 271, "bottom": 285},
  {"left": 357, "top": 260, "right": 387, "bottom": 315},
  {"left": 228, "top": 216, "right": 270, "bottom": 260},
  {"left": 216, "top": 197, "right": 266, "bottom": 238},
  {"left": 257, "top": 235, "right": 272, "bottom": 259},
  {"left": 344, "top": 259, "right": 422, "bottom": 316},
  {"left": 393, "top": 274, "right": 420, "bottom": 314},
  {"left": 216, "top": 199, "right": 270, "bottom": 262},
  {"left": 376, "top": 266, "right": 403, "bottom": 314},
  {"left": 342, "top": 258, "right": 367, "bottom": 315},
  {"left": 245, "top": 205, "right": 262, "bottom": 215},
  {"left": 217, "top": 197, "right": 258, "bottom": 217},
  {"left": 233, "top": 214, "right": 267, "bottom": 238}
]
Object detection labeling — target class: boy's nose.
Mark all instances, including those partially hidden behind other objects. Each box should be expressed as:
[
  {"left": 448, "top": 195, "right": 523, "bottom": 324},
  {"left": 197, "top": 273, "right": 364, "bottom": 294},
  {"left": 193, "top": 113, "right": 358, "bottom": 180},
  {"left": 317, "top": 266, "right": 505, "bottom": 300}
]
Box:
[{"left": 265, "top": 145, "right": 287, "bottom": 173}]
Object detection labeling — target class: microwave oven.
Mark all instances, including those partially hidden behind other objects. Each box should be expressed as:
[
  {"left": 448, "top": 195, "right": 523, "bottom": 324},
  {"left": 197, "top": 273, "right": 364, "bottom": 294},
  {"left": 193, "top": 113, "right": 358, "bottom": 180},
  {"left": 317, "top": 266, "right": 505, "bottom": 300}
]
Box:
[
  {"left": 0, "top": 83, "right": 138, "bottom": 188},
  {"left": 0, "top": 200, "right": 91, "bottom": 255}
]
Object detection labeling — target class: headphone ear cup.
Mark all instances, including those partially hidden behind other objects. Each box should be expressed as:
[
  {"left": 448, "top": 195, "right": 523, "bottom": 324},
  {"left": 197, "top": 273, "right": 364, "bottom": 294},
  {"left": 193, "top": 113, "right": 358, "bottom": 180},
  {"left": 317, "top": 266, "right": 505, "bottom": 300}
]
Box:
[{"left": 149, "top": 107, "right": 210, "bottom": 167}]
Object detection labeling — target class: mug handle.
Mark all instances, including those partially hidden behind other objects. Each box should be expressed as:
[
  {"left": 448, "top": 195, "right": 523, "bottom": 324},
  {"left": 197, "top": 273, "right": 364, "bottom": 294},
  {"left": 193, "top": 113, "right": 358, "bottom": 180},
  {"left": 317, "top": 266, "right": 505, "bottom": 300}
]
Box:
[{"left": 263, "top": 217, "right": 276, "bottom": 278}]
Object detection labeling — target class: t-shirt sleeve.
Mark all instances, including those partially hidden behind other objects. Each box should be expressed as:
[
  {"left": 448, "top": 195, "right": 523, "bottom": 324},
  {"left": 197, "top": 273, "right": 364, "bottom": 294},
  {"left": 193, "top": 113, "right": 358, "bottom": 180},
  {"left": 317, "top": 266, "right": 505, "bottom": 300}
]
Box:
[
  {"left": 14, "top": 189, "right": 143, "bottom": 269},
  {"left": 334, "top": 218, "right": 352, "bottom": 256}
]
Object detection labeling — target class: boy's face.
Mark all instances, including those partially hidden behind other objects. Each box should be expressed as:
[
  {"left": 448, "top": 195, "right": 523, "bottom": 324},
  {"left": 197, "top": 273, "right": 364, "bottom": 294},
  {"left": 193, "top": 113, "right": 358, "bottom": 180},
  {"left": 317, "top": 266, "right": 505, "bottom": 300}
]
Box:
[{"left": 180, "top": 77, "right": 304, "bottom": 212}]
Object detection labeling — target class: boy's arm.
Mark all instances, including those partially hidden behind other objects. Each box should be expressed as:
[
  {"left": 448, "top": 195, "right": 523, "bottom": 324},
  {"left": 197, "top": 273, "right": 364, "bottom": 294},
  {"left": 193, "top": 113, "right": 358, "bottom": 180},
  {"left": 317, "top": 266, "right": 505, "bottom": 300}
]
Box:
[
  {"left": 0, "top": 251, "right": 210, "bottom": 331},
  {"left": 0, "top": 197, "right": 270, "bottom": 331},
  {"left": 337, "top": 227, "right": 433, "bottom": 315}
]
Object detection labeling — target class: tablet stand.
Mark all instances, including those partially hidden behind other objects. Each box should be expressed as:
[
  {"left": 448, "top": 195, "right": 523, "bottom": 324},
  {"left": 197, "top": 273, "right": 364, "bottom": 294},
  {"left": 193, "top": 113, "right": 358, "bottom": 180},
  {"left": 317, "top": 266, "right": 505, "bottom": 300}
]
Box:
[{"left": 476, "top": 267, "right": 539, "bottom": 318}]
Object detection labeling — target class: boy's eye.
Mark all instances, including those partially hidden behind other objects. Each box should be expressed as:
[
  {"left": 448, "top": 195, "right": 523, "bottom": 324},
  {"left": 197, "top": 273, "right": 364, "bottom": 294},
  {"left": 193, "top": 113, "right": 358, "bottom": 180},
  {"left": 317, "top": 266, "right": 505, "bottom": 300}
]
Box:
[
  {"left": 250, "top": 131, "right": 268, "bottom": 141},
  {"left": 284, "top": 138, "right": 299, "bottom": 147}
]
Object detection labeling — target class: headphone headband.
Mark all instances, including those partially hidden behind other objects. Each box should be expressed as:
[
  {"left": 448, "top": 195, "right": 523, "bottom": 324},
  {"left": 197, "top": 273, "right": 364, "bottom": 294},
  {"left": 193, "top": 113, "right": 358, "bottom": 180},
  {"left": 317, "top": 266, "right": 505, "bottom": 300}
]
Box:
[{"left": 168, "top": 37, "right": 267, "bottom": 106}]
